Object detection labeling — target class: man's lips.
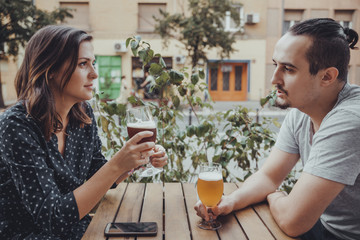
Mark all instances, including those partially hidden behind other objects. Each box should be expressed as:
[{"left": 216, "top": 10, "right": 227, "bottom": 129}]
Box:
[{"left": 275, "top": 85, "right": 288, "bottom": 97}]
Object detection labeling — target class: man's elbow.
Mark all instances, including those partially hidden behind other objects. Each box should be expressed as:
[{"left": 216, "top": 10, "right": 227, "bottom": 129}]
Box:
[{"left": 276, "top": 214, "right": 312, "bottom": 237}]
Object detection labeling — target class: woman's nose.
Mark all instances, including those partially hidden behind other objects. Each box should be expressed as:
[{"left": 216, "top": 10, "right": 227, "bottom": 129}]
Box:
[{"left": 89, "top": 67, "right": 98, "bottom": 79}]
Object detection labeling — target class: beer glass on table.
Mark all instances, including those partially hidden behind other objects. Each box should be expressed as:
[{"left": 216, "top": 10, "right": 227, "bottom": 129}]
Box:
[
  {"left": 197, "top": 162, "right": 224, "bottom": 230},
  {"left": 126, "top": 106, "right": 162, "bottom": 177}
]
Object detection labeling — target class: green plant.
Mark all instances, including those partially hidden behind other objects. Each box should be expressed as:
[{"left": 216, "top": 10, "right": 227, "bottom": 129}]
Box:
[{"left": 93, "top": 36, "right": 297, "bottom": 190}]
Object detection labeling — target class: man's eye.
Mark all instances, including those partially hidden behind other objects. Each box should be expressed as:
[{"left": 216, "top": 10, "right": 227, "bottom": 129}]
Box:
[{"left": 284, "top": 66, "right": 293, "bottom": 72}]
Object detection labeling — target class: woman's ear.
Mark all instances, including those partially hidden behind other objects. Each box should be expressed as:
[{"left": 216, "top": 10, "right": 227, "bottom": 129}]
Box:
[{"left": 321, "top": 67, "right": 339, "bottom": 87}]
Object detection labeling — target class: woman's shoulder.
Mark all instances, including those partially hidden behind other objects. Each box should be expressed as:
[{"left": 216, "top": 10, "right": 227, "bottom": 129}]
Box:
[
  {"left": 0, "top": 102, "right": 27, "bottom": 124},
  {"left": 0, "top": 102, "right": 39, "bottom": 137}
]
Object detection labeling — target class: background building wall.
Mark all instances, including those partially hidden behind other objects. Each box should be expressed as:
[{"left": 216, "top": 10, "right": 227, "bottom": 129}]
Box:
[{"left": 1, "top": 0, "right": 360, "bottom": 105}]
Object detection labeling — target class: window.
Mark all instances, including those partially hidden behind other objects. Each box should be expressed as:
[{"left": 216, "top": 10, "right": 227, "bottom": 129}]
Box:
[
  {"left": 60, "top": 2, "right": 90, "bottom": 31},
  {"left": 235, "top": 66, "right": 243, "bottom": 91},
  {"left": 335, "top": 10, "right": 354, "bottom": 29},
  {"left": 96, "top": 56, "right": 122, "bottom": 100},
  {"left": 283, "top": 10, "right": 303, "bottom": 35},
  {"left": 224, "top": 5, "right": 243, "bottom": 32},
  {"left": 210, "top": 68, "right": 218, "bottom": 91},
  {"left": 138, "top": 3, "right": 166, "bottom": 32}
]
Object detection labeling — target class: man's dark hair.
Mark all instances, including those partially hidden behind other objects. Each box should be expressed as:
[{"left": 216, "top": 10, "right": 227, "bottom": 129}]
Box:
[{"left": 289, "top": 18, "right": 358, "bottom": 82}]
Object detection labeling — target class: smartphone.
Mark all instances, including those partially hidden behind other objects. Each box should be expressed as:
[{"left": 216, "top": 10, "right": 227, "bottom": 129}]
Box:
[{"left": 104, "top": 222, "right": 158, "bottom": 237}]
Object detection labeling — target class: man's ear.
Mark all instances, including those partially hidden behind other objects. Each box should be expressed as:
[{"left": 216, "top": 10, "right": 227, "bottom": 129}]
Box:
[{"left": 320, "top": 67, "right": 339, "bottom": 87}]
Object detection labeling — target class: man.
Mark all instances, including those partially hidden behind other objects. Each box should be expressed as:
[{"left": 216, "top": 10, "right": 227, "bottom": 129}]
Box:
[{"left": 195, "top": 18, "right": 360, "bottom": 240}]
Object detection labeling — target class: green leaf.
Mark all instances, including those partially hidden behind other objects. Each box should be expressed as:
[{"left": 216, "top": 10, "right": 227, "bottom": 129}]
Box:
[
  {"left": 191, "top": 73, "right": 199, "bottom": 85},
  {"left": 125, "top": 37, "right": 132, "bottom": 48},
  {"left": 178, "top": 86, "right": 187, "bottom": 96},
  {"left": 149, "top": 63, "right": 163, "bottom": 76},
  {"left": 172, "top": 96, "right": 180, "bottom": 108},
  {"left": 199, "top": 69, "right": 205, "bottom": 79},
  {"left": 169, "top": 70, "right": 184, "bottom": 85},
  {"left": 155, "top": 71, "right": 170, "bottom": 85},
  {"left": 260, "top": 97, "right": 268, "bottom": 107},
  {"left": 130, "top": 40, "right": 139, "bottom": 56}
]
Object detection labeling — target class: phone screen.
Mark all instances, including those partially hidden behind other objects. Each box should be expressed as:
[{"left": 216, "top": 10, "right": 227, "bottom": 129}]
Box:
[{"left": 104, "top": 222, "right": 157, "bottom": 236}]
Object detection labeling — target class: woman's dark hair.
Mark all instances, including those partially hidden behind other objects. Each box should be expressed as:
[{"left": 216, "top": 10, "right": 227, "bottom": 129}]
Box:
[
  {"left": 15, "top": 25, "right": 93, "bottom": 140},
  {"left": 289, "top": 18, "right": 358, "bottom": 82}
]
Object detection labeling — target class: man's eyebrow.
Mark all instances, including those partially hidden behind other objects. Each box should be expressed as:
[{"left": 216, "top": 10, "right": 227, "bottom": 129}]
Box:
[{"left": 272, "top": 59, "right": 298, "bottom": 69}]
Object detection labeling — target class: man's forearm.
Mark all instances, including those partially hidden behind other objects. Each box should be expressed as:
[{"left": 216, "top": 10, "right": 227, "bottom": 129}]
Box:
[{"left": 230, "top": 170, "right": 280, "bottom": 211}]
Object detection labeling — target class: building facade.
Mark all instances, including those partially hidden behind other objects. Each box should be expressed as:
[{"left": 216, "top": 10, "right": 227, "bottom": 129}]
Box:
[{"left": 1, "top": 0, "right": 360, "bottom": 104}]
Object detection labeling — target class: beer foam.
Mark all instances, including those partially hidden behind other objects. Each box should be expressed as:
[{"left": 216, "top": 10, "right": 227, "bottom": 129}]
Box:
[
  {"left": 127, "top": 121, "right": 156, "bottom": 129},
  {"left": 199, "top": 171, "right": 222, "bottom": 181}
]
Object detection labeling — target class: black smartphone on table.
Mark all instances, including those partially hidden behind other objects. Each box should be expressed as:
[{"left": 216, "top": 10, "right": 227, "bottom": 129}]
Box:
[{"left": 104, "top": 222, "right": 158, "bottom": 237}]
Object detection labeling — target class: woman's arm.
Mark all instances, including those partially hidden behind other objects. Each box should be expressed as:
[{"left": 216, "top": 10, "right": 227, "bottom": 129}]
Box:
[{"left": 73, "top": 131, "right": 155, "bottom": 219}]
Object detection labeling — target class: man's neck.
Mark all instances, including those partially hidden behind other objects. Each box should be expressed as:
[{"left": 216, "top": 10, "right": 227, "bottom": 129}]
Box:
[{"left": 307, "top": 82, "right": 345, "bottom": 133}]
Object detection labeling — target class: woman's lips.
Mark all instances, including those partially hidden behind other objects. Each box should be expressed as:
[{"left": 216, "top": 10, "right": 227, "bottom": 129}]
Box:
[{"left": 84, "top": 84, "right": 93, "bottom": 90}]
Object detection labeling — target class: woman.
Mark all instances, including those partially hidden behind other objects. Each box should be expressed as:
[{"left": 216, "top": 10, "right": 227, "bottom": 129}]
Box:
[{"left": 0, "top": 25, "right": 167, "bottom": 239}]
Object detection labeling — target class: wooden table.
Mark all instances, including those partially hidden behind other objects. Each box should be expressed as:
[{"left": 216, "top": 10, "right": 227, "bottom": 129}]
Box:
[{"left": 82, "top": 182, "right": 299, "bottom": 240}]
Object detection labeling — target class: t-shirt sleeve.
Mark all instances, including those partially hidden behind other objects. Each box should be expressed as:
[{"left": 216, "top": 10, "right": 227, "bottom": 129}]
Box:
[
  {"left": 0, "top": 119, "right": 79, "bottom": 235},
  {"left": 275, "top": 109, "right": 300, "bottom": 154},
  {"left": 304, "top": 109, "right": 360, "bottom": 185}
]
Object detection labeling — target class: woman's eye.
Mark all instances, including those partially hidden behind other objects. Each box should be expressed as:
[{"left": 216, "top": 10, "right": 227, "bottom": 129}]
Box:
[{"left": 79, "top": 61, "right": 87, "bottom": 67}]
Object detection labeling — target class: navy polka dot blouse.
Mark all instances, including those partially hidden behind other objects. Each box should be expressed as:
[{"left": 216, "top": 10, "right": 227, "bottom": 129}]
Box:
[{"left": 0, "top": 101, "right": 111, "bottom": 239}]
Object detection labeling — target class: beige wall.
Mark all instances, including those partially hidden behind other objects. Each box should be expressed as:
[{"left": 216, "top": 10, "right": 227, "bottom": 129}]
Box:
[{"left": 3, "top": 0, "right": 359, "bottom": 104}]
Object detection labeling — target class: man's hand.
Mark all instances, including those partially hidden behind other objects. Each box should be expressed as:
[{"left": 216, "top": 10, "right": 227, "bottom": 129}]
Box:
[{"left": 194, "top": 195, "right": 235, "bottom": 221}]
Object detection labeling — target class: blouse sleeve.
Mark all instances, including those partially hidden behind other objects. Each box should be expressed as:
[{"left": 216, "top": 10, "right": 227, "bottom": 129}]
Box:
[{"left": 0, "top": 118, "right": 80, "bottom": 236}]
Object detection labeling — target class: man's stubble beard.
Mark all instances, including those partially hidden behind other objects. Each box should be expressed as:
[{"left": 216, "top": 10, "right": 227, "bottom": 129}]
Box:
[{"left": 275, "top": 98, "right": 291, "bottom": 110}]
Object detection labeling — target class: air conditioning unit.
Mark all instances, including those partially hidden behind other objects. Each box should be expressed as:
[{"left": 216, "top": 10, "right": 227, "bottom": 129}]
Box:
[
  {"left": 174, "top": 55, "right": 186, "bottom": 65},
  {"left": 114, "top": 42, "right": 127, "bottom": 53},
  {"left": 245, "top": 13, "right": 260, "bottom": 24}
]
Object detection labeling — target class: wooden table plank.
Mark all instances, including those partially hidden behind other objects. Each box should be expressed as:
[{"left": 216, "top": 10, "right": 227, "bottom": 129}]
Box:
[
  {"left": 217, "top": 183, "right": 248, "bottom": 240},
  {"left": 112, "top": 183, "right": 146, "bottom": 240},
  {"left": 232, "top": 182, "right": 275, "bottom": 240},
  {"left": 253, "top": 204, "right": 300, "bottom": 240},
  {"left": 182, "top": 183, "right": 219, "bottom": 240},
  {"left": 164, "top": 183, "right": 191, "bottom": 240},
  {"left": 138, "top": 183, "right": 164, "bottom": 240},
  {"left": 82, "top": 183, "right": 127, "bottom": 240}
]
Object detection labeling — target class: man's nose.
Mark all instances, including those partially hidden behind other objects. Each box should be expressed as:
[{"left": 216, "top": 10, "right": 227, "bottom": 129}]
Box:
[{"left": 271, "top": 67, "right": 282, "bottom": 85}]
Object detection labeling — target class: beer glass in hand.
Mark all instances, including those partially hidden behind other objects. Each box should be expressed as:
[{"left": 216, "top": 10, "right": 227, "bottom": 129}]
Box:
[
  {"left": 126, "top": 105, "right": 162, "bottom": 177},
  {"left": 197, "top": 163, "right": 224, "bottom": 230}
]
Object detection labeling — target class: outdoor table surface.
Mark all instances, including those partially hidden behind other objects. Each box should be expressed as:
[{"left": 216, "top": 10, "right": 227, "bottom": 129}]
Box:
[{"left": 82, "top": 182, "right": 299, "bottom": 240}]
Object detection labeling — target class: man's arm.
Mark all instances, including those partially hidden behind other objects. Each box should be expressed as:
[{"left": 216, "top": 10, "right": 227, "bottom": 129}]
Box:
[
  {"left": 267, "top": 172, "right": 344, "bottom": 237},
  {"left": 195, "top": 147, "right": 299, "bottom": 219},
  {"left": 227, "top": 147, "right": 299, "bottom": 210}
]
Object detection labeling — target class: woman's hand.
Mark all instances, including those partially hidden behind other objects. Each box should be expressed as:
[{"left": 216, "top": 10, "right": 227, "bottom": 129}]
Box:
[
  {"left": 150, "top": 145, "right": 168, "bottom": 168},
  {"left": 111, "top": 131, "right": 155, "bottom": 173}
]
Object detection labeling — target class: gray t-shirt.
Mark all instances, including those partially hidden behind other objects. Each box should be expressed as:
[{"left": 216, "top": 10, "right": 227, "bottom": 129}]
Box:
[{"left": 275, "top": 83, "right": 360, "bottom": 240}]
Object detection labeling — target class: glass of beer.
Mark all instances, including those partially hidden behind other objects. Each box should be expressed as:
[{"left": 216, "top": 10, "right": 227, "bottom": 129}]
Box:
[
  {"left": 197, "top": 162, "right": 224, "bottom": 230},
  {"left": 126, "top": 105, "right": 162, "bottom": 177}
]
